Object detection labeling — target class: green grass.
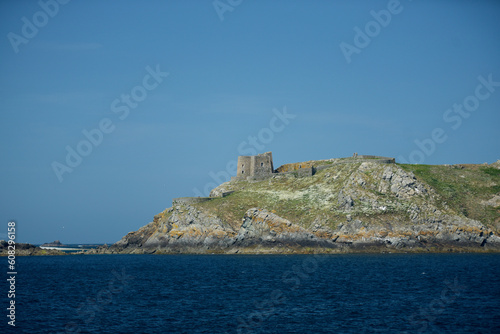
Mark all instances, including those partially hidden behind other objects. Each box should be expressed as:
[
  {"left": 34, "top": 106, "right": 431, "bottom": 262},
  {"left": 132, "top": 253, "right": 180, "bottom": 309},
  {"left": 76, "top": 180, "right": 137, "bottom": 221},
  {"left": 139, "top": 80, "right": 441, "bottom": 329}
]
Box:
[
  {"left": 195, "top": 175, "right": 338, "bottom": 230},
  {"left": 482, "top": 167, "right": 500, "bottom": 177},
  {"left": 400, "top": 164, "right": 500, "bottom": 225}
]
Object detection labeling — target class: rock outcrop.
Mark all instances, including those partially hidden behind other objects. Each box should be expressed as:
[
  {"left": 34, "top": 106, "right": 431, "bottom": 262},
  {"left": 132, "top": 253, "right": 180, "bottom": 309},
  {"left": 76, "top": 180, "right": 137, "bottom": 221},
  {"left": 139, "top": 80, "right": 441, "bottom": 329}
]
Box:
[{"left": 0, "top": 241, "right": 66, "bottom": 256}]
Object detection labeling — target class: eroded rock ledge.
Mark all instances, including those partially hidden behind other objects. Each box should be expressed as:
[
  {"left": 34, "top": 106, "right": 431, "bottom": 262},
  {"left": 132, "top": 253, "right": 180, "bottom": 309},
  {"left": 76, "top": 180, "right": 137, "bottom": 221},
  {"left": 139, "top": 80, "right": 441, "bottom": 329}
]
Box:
[{"left": 90, "top": 205, "right": 500, "bottom": 255}]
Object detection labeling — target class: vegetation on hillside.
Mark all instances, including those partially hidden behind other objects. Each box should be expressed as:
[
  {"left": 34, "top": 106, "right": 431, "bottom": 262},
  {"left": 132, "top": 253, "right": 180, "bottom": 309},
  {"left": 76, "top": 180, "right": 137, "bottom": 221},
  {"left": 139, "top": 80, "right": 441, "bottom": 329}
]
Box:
[
  {"left": 194, "top": 162, "right": 500, "bottom": 234},
  {"left": 400, "top": 164, "right": 500, "bottom": 228}
]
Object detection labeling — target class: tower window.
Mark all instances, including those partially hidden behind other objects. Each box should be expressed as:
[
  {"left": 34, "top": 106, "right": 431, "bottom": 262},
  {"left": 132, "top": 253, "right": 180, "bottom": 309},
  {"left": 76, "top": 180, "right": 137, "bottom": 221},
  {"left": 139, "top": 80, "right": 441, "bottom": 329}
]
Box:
[
  {"left": 261, "top": 162, "right": 264, "bottom": 167},
  {"left": 241, "top": 171, "right": 244, "bottom": 174}
]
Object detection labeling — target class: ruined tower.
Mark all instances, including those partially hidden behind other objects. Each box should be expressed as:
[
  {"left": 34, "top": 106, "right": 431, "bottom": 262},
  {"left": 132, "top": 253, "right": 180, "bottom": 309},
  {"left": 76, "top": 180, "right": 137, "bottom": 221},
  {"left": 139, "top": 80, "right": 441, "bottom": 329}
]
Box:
[{"left": 235, "top": 152, "right": 274, "bottom": 180}]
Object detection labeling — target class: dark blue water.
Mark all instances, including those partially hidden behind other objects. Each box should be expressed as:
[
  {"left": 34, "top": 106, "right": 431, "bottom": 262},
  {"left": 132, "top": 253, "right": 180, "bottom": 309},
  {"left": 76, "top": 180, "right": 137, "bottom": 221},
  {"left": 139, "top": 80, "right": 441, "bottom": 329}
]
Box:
[{"left": 4, "top": 254, "right": 500, "bottom": 333}]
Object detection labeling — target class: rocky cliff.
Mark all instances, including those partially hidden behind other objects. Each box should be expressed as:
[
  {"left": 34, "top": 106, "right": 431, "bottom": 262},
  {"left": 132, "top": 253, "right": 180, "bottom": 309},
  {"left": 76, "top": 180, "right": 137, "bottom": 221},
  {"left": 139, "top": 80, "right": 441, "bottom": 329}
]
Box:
[{"left": 97, "top": 160, "right": 500, "bottom": 254}]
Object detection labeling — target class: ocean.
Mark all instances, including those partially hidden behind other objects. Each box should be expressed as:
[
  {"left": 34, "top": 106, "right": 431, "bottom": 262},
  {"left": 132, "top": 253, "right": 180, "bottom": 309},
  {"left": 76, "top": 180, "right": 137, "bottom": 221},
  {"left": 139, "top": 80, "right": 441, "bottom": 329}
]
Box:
[{"left": 6, "top": 253, "right": 500, "bottom": 333}]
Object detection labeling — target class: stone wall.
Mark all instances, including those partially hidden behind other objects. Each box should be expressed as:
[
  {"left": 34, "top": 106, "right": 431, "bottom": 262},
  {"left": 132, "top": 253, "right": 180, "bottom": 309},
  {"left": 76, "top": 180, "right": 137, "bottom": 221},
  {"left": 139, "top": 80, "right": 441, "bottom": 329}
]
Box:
[
  {"left": 172, "top": 197, "right": 213, "bottom": 206},
  {"left": 356, "top": 155, "right": 395, "bottom": 163},
  {"left": 275, "top": 160, "right": 321, "bottom": 173},
  {"left": 252, "top": 152, "right": 274, "bottom": 177},
  {"left": 234, "top": 153, "right": 395, "bottom": 182},
  {"left": 236, "top": 156, "right": 252, "bottom": 178},
  {"left": 276, "top": 156, "right": 395, "bottom": 173}
]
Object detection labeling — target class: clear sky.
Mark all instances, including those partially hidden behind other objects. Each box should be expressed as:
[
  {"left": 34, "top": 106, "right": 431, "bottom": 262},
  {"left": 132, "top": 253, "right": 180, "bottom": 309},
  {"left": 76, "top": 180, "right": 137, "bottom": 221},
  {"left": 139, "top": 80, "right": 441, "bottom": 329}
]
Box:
[{"left": 1, "top": 0, "right": 499, "bottom": 244}]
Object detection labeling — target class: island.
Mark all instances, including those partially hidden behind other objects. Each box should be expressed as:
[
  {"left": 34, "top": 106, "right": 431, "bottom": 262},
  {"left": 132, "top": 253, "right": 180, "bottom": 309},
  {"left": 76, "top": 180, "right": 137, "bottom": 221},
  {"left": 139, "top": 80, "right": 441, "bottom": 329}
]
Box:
[
  {"left": 85, "top": 152, "right": 500, "bottom": 254},
  {"left": 40, "top": 240, "right": 65, "bottom": 248}
]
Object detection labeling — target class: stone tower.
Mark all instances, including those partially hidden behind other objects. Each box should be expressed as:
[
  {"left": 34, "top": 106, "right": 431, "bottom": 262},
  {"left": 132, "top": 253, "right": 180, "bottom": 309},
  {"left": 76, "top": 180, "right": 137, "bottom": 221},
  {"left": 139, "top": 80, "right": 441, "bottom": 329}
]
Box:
[{"left": 236, "top": 152, "right": 274, "bottom": 180}]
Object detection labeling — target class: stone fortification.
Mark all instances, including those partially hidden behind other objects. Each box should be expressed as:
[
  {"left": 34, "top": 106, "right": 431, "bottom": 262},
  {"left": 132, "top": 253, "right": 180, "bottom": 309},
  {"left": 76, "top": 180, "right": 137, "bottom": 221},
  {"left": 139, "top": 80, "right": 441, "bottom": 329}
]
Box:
[
  {"left": 230, "top": 152, "right": 396, "bottom": 181},
  {"left": 275, "top": 160, "right": 319, "bottom": 173},
  {"left": 233, "top": 151, "right": 274, "bottom": 181},
  {"left": 276, "top": 155, "right": 395, "bottom": 174}
]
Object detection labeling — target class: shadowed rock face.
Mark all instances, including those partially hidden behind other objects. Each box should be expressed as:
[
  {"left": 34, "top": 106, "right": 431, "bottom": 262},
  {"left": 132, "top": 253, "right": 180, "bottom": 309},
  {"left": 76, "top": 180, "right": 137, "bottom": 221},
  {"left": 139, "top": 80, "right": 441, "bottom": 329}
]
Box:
[
  {"left": 236, "top": 208, "right": 318, "bottom": 245},
  {"left": 99, "top": 161, "right": 500, "bottom": 254}
]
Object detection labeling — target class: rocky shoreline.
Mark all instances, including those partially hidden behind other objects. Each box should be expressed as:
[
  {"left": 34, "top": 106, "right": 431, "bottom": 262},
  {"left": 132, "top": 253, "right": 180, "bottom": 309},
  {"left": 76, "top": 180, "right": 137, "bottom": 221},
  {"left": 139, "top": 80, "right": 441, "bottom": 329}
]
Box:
[
  {"left": 85, "top": 204, "right": 500, "bottom": 255},
  {"left": 0, "top": 241, "right": 66, "bottom": 256}
]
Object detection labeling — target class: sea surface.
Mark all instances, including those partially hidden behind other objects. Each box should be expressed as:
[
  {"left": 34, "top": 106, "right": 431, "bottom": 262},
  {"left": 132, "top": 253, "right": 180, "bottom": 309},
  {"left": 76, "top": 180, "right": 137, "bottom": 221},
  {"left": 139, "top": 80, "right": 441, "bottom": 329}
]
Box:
[{"left": 6, "top": 253, "right": 500, "bottom": 333}]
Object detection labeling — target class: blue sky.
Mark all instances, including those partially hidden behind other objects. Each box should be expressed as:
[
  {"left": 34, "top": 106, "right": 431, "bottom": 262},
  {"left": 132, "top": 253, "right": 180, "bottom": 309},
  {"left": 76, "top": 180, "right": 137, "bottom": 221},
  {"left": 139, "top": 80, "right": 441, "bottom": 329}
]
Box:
[{"left": 1, "top": 0, "right": 499, "bottom": 244}]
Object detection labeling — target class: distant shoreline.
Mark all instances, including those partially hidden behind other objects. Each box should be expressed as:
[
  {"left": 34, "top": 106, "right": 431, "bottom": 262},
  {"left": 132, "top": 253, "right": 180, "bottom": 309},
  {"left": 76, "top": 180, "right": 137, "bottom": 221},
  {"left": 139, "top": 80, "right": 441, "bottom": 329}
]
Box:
[
  {"left": 0, "top": 241, "right": 105, "bottom": 256},
  {"left": 2, "top": 240, "right": 500, "bottom": 256}
]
